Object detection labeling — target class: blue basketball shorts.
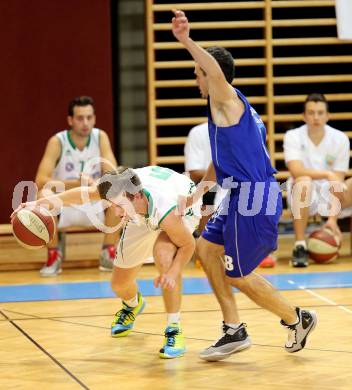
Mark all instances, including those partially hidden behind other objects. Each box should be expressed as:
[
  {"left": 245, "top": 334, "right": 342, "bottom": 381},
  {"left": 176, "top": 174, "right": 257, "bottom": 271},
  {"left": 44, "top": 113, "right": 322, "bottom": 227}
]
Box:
[{"left": 202, "top": 192, "right": 282, "bottom": 278}]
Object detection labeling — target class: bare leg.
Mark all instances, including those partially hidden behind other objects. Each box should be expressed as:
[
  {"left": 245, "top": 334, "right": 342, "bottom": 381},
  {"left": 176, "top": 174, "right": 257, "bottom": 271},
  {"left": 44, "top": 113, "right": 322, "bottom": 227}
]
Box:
[
  {"left": 111, "top": 264, "right": 143, "bottom": 301},
  {"left": 153, "top": 232, "right": 180, "bottom": 313},
  {"left": 291, "top": 176, "right": 313, "bottom": 241},
  {"left": 227, "top": 272, "right": 297, "bottom": 324},
  {"left": 197, "top": 236, "right": 240, "bottom": 324},
  {"left": 341, "top": 177, "right": 352, "bottom": 209}
]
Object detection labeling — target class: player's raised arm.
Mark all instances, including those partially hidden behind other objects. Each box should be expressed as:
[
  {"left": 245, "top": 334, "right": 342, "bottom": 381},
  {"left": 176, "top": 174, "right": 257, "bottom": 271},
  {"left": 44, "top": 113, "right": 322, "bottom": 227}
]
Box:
[{"left": 171, "top": 9, "right": 234, "bottom": 104}]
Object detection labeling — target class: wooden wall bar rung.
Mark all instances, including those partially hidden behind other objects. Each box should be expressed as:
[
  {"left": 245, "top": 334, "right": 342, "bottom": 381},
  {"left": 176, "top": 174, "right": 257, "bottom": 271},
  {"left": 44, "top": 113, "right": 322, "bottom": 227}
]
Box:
[
  {"left": 273, "top": 56, "right": 352, "bottom": 65},
  {"left": 154, "top": 21, "right": 266, "bottom": 30},
  {"left": 273, "top": 38, "right": 352, "bottom": 46},
  {"left": 274, "top": 93, "right": 352, "bottom": 103},
  {"left": 274, "top": 75, "right": 352, "bottom": 84},
  {"left": 155, "top": 115, "right": 268, "bottom": 126},
  {"left": 155, "top": 156, "right": 185, "bottom": 164},
  {"left": 154, "top": 40, "right": 266, "bottom": 50},
  {"left": 155, "top": 58, "right": 266, "bottom": 68},
  {"left": 152, "top": 2, "right": 265, "bottom": 12},
  {"left": 271, "top": 1, "right": 334, "bottom": 8},
  {"left": 154, "top": 78, "right": 267, "bottom": 88},
  {"left": 155, "top": 96, "right": 267, "bottom": 107},
  {"left": 272, "top": 18, "right": 336, "bottom": 27},
  {"left": 274, "top": 113, "right": 352, "bottom": 122},
  {"left": 156, "top": 137, "right": 188, "bottom": 145}
]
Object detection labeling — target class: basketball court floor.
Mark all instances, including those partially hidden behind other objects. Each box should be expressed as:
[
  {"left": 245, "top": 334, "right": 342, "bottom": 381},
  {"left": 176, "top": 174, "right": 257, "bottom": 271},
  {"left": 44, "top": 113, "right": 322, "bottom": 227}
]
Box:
[{"left": 1, "top": 258, "right": 352, "bottom": 390}]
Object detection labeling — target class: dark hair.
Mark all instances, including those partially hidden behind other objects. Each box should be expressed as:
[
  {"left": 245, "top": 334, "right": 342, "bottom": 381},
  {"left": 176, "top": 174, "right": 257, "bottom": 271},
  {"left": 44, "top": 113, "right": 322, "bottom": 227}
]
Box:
[
  {"left": 304, "top": 93, "right": 329, "bottom": 112},
  {"left": 205, "top": 46, "right": 235, "bottom": 83},
  {"left": 97, "top": 166, "right": 142, "bottom": 201},
  {"left": 68, "top": 96, "right": 95, "bottom": 116}
]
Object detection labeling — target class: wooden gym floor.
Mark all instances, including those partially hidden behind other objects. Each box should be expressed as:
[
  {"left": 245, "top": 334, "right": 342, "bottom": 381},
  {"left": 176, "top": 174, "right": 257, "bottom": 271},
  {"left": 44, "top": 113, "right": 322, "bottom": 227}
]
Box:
[{"left": 1, "top": 257, "right": 352, "bottom": 390}]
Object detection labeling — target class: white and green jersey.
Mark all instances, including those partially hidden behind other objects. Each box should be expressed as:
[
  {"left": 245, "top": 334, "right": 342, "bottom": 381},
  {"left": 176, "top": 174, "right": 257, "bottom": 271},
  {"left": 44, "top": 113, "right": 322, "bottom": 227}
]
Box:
[
  {"left": 135, "top": 166, "right": 201, "bottom": 231},
  {"left": 53, "top": 128, "right": 102, "bottom": 181}
]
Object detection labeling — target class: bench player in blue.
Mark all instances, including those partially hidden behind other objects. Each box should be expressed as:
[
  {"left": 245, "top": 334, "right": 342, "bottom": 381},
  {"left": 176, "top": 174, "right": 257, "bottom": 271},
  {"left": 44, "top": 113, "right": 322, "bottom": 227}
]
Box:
[{"left": 172, "top": 9, "right": 317, "bottom": 361}]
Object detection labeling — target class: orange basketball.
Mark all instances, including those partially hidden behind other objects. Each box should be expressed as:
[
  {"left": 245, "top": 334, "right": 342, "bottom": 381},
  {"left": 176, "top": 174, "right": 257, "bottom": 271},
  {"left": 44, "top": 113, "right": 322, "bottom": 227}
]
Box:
[
  {"left": 307, "top": 228, "right": 340, "bottom": 264},
  {"left": 11, "top": 208, "right": 55, "bottom": 249}
]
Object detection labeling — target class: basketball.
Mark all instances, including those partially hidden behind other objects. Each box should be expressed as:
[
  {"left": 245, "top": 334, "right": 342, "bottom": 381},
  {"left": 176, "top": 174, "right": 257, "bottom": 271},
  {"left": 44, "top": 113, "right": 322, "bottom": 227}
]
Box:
[
  {"left": 11, "top": 208, "right": 55, "bottom": 249},
  {"left": 307, "top": 228, "right": 340, "bottom": 264}
]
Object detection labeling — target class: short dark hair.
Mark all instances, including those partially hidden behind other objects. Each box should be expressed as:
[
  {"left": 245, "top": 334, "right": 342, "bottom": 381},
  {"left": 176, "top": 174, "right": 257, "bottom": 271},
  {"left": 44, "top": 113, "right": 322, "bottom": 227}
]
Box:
[
  {"left": 206, "top": 46, "right": 235, "bottom": 83},
  {"left": 304, "top": 93, "right": 329, "bottom": 112},
  {"left": 97, "top": 166, "right": 142, "bottom": 201},
  {"left": 68, "top": 96, "right": 95, "bottom": 116}
]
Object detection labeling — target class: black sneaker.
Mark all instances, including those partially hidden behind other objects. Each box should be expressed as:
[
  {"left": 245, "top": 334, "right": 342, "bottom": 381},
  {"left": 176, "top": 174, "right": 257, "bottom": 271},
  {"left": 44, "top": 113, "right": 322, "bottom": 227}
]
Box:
[
  {"left": 281, "top": 307, "right": 317, "bottom": 353},
  {"left": 199, "top": 323, "right": 251, "bottom": 361},
  {"left": 291, "top": 245, "right": 309, "bottom": 267}
]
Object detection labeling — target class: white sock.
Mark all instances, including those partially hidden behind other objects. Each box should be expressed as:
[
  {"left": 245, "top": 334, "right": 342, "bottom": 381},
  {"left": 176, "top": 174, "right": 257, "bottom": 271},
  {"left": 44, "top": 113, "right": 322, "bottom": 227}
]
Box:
[
  {"left": 167, "top": 312, "right": 181, "bottom": 325},
  {"left": 124, "top": 294, "right": 139, "bottom": 308},
  {"left": 295, "top": 240, "right": 307, "bottom": 249},
  {"left": 225, "top": 323, "right": 241, "bottom": 329}
]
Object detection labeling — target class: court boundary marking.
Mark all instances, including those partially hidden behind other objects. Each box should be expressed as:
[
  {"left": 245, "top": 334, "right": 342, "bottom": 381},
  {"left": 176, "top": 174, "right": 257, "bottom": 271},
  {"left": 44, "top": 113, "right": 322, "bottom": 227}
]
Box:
[{"left": 0, "top": 309, "right": 90, "bottom": 390}]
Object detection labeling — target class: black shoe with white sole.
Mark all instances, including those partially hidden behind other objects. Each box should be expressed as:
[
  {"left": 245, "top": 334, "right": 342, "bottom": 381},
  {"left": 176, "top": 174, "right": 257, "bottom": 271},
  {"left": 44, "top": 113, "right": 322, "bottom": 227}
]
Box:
[
  {"left": 291, "top": 245, "right": 309, "bottom": 268},
  {"left": 199, "top": 322, "right": 251, "bottom": 361}
]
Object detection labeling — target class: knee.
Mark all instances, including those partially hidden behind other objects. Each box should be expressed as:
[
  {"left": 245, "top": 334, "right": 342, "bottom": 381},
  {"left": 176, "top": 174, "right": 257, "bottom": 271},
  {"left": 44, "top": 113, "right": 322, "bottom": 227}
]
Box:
[
  {"left": 153, "top": 246, "right": 174, "bottom": 272},
  {"left": 291, "top": 176, "right": 313, "bottom": 203},
  {"left": 226, "top": 274, "right": 252, "bottom": 293}
]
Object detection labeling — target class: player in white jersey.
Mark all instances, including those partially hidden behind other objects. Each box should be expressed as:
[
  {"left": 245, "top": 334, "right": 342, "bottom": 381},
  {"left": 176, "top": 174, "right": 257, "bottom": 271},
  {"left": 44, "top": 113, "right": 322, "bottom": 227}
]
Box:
[
  {"left": 35, "top": 96, "right": 120, "bottom": 276},
  {"left": 284, "top": 93, "right": 352, "bottom": 267},
  {"left": 17, "top": 166, "right": 201, "bottom": 358}
]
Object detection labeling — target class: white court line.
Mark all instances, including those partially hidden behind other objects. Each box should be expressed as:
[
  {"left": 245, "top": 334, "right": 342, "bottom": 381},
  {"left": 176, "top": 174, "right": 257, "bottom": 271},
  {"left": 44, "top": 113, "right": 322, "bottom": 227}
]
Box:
[{"left": 287, "top": 279, "right": 352, "bottom": 315}]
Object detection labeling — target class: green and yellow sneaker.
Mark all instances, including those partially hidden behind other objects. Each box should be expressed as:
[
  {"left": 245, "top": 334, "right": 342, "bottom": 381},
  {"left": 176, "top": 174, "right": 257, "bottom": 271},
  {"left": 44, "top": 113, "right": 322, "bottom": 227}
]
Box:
[
  {"left": 159, "top": 323, "right": 185, "bottom": 359},
  {"left": 111, "top": 292, "right": 145, "bottom": 337}
]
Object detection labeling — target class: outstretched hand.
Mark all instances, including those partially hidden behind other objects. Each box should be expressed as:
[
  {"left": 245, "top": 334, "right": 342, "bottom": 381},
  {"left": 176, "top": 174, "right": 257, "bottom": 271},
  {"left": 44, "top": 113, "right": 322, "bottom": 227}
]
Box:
[{"left": 171, "top": 9, "right": 190, "bottom": 42}]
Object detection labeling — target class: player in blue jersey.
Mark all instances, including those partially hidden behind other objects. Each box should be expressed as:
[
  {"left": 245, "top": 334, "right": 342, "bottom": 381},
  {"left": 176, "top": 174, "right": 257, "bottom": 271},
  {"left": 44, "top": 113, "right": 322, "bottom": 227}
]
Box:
[{"left": 172, "top": 9, "right": 317, "bottom": 361}]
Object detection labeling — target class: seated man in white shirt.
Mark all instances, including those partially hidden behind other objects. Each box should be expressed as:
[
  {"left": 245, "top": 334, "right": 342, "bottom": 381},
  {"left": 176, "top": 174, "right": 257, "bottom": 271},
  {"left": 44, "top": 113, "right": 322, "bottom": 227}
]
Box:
[
  {"left": 184, "top": 122, "right": 224, "bottom": 233},
  {"left": 283, "top": 93, "right": 352, "bottom": 267}
]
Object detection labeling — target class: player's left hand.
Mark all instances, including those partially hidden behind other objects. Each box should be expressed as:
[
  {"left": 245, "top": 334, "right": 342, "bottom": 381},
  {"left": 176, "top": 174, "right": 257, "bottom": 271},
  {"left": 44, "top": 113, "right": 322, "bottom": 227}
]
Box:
[
  {"left": 154, "top": 273, "right": 177, "bottom": 290},
  {"left": 171, "top": 9, "right": 190, "bottom": 42}
]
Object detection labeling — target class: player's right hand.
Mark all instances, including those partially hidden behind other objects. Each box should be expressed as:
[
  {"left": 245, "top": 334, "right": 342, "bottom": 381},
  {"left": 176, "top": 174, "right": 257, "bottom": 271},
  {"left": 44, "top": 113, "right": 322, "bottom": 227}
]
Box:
[
  {"left": 154, "top": 273, "right": 176, "bottom": 290},
  {"left": 10, "top": 201, "right": 37, "bottom": 219}
]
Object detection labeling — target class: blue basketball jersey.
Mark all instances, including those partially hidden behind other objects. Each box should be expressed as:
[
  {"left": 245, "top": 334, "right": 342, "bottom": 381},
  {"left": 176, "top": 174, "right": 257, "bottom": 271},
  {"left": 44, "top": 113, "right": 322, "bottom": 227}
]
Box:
[
  {"left": 208, "top": 88, "right": 276, "bottom": 185},
  {"left": 203, "top": 88, "right": 282, "bottom": 276}
]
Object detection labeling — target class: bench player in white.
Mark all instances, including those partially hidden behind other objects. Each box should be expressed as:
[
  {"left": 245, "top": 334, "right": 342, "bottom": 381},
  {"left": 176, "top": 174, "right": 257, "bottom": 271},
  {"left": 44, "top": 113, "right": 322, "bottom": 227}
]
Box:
[
  {"left": 22, "top": 165, "right": 201, "bottom": 358},
  {"left": 284, "top": 93, "right": 352, "bottom": 267},
  {"left": 35, "top": 96, "right": 120, "bottom": 276}
]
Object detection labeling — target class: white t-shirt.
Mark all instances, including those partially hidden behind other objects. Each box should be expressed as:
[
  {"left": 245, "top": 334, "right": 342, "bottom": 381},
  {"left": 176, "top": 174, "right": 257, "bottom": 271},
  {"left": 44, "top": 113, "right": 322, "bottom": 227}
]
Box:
[
  {"left": 184, "top": 122, "right": 212, "bottom": 171},
  {"left": 284, "top": 124, "right": 350, "bottom": 173},
  {"left": 184, "top": 122, "right": 227, "bottom": 206},
  {"left": 135, "top": 166, "right": 201, "bottom": 231}
]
